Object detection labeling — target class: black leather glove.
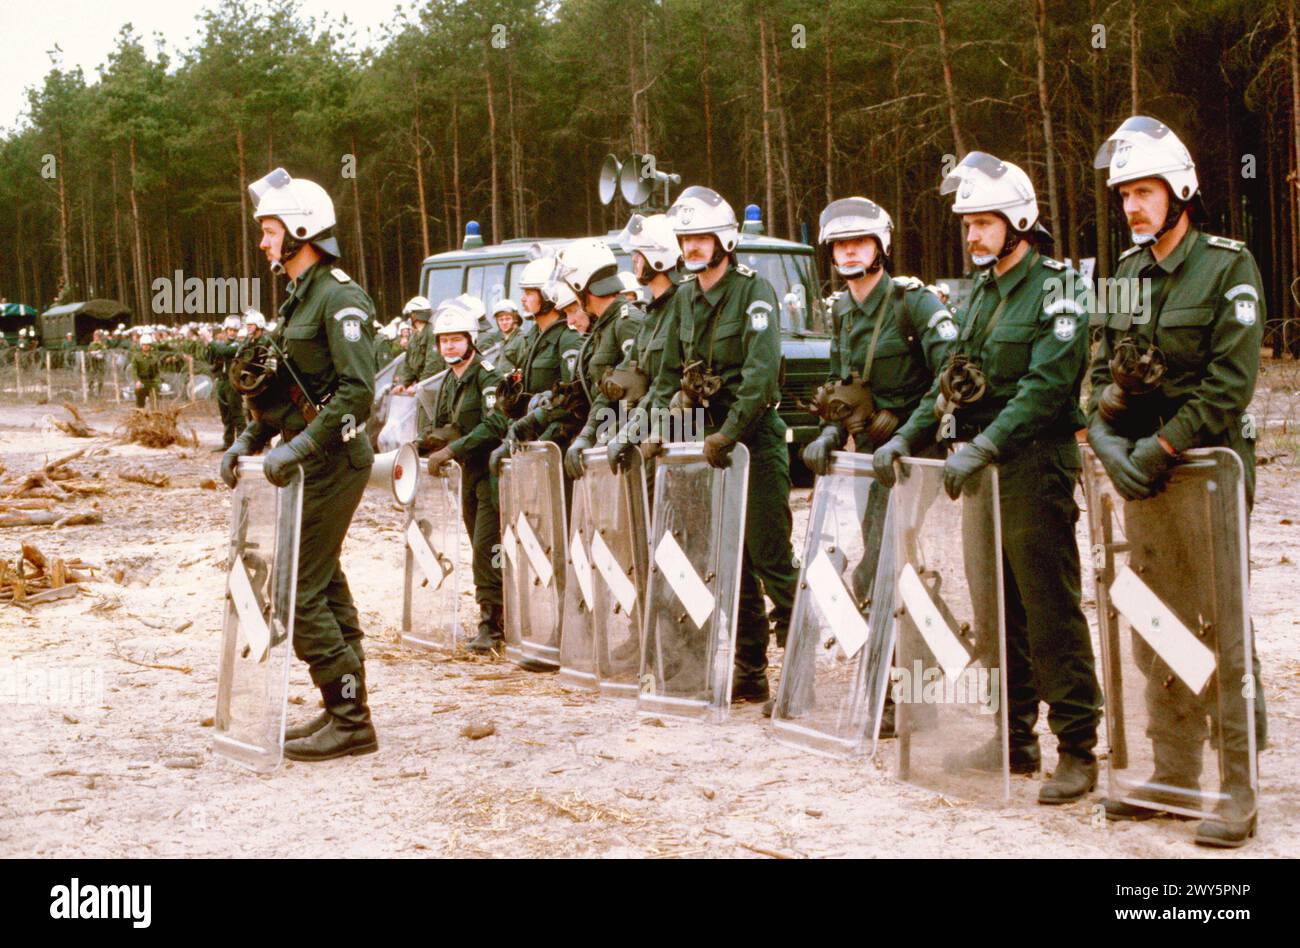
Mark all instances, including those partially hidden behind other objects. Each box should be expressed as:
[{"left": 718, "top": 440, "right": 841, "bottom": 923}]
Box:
[
  {"left": 1128, "top": 434, "right": 1175, "bottom": 498},
  {"left": 564, "top": 434, "right": 593, "bottom": 479},
  {"left": 800, "top": 426, "right": 841, "bottom": 477},
  {"left": 426, "top": 445, "right": 455, "bottom": 475},
  {"left": 871, "top": 435, "right": 909, "bottom": 487},
  {"left": 489, "top": 441, "right": 511, "bottom": 476},
  {"left": 220, "top": 427, "right": 263, "bottom": 489},
  {"left": 1087, "top": 416, "right": 1150, "bottom": 502},
  {"left": 702, "top": 431, "right": 736, "bottom": 469},
  {"left": 942, "top": 433, "right": 998, "bottom": 500},
  {"left": 262, "top": 432, "right": 320, "bottom": 488}
]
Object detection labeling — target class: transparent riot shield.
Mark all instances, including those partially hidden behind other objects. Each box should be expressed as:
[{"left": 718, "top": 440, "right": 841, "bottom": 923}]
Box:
[
  {"left": 771, "top": 451, "right": 898, "bottom": 757},
  {"left": 559, "top": 461, "right": 599, "bottom": 689},
  {"left": 638, "top": 442, "right": 749, "bottom": 722},
  {"left": 890, "top": 458, "right": 1009, "bottom": 800},
  {"left": 214, "top": 457, "right": 303, "bottom": 773},
  {"left": 1081, "top": 447, "right": 1256, "bottom": 821},
  {"left": 401, "top": 462, "right": 463, "bottom": 653},
  {"left": 591, "top": 449, "right": 652, "bottom": 698},
  {"left": 508, "top": 441, "right": 567, "bottom": 668},
  {"left": 499, "top": 456, "right": 525, "bottom": 663}
]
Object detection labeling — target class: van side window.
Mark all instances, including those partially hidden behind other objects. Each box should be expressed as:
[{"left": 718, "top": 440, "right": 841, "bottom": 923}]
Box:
[{"left": 424, "top": 268, "right": 462, "bottom": 308}]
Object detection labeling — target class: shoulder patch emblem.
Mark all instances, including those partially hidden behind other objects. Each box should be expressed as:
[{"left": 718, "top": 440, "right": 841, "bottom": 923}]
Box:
[
  {"left": 333, "top": 305, "right": 369, "bottom": 322},
  {"left": 1207, "top": 235, "right": 1245, "bottom": 252},
  {"left": 1045, "top": 297, "right": 1086, "bottom": 316},
  {"left": 1041, "top": 258, "right": 1066, "bottom": 271},
  {"left": 1053, "top": 315, "right": 1077, "bottom": 342},
  {"left": 1234, "top": 299, "right": 1257, "bottom": 326},
  {"left": 331, "top": 268, "right": 352, "bottom": 283},
  {"left": 735, "top": 263, "right": 756, "bottom": 278},
  {"left": 747, "top": 299, "right": 772, "bottom": 331},
  {"left": 622, "top": 338, "right": 636, "bottom": 355},
  {"left": 1224, "top": 283, "right": 1259, "bottom": 301},
  {"left": 936, "top": 318, "right": 958, "bottom": 341},
  {"left": 343, "top": 319, "right": 361, "bottom": 342},
  {"left": 483, "top": 386, "right": 497, "bottom": 410}
]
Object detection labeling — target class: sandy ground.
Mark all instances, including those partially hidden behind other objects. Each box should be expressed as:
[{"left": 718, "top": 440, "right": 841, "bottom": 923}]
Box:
[{"left": 1, "top": 383, "right": 1297, "bottom": 860}]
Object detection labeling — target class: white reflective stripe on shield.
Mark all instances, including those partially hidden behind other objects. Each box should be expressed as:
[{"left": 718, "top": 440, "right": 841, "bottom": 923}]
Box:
[
  {"left": 501, "top": 523, "right": 518, "bottom": 568},
  {"left": 406, "top": 520, "right": 445, "bottom": 588},
  {"left": 516, "top": 512, "right": 554, "bottom": 587},
  {"left": 591, "top": 531, "right": 637, "bottom": 615},
  {"left": 654, "top": 530, "right": 715, "bottom": 629},
  {"left": 570, "top": 527, "right": 595, "bottom": 610},
  {"left": 1110, "top": 565, "right": 1216, "bottom": 694},
  {"left": 898, "top": 563, "right": 970, "bottom": 682},
  {"left": 807, "top": 549, "right": 869, "bottom": 661},
  {"left": 228, "top": 558, "right": 271, "bottom": 663}
]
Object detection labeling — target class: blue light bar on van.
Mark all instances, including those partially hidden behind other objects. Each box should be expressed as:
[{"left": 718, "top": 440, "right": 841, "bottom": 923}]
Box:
[
  {"left": 463, "top": 219, "right": 484, "bottom": 250},
  {"left": 745, "top": 204, "right": 761, "bottom": 221},
  {"left": 742, "top": 204, "right": 763, "bottom": 235}
]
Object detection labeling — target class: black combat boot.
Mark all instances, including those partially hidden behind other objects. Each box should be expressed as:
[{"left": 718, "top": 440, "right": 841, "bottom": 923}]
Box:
[
  {"left": 284, "top": 671, "right": 378, "bottom": 762},
  {"left": 1103, "top": 739, "right": 1202, "bottom": 821},
  {"left": 285, "top": 664, "right": 366, "bottom": 740},
  {"left": 944, "top": 735, "right": 1041, "bottom": 775},
  {"left": 465, "top": 607, "right": 505, "bottom": 655},
  {"left": 1194, "top": 753, "right": 1257, "bottom": 849},
  {"left": 731, "top": 673, "right": 770, "bottom": 704},
  {"left": 1038, "top": 750, "right": 1098, "bottom": 804}
]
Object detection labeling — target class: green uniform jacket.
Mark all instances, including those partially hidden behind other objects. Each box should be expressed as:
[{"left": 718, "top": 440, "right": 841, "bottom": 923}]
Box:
[
  {"left": 826, "top": 273, "right": 956, "bottom": 443},
  {"left": 577, "top": 296, "right": 643, "bottom": 402},
  {"left": 261, "top": 263, "right": 376, "bottom": 462},
  {"left": 497, "top": 323, "right": 532, "bottom": 373},
  {"left": 131, "top": 350, "right": 161, "bottom": 386},
  {"left": 399, "top": 323, "right": 447, "bottom": 387},
  {"left": 433, "top": 354, "right": 508, "bottom": 479},
  {"left": 518, "top": 317, "right": 583, "bottom": 396},
  {"left": 581, "top": 283, "right": 677, "bottom": 442},
  {"left": 647, "top": 262, "right": 784, "bottom": 443},
  {"left": 1086, "top": 227, "right": 1264, "bottom": 502},
  {"left": 87, "top": 340, "right": 108, "bottom": 367},
  {"left": 207, "top": 339, "right": 239, "bottom": 383},
  {"left": 898, "top": 249, "right": 1090, "bottom": 456}
]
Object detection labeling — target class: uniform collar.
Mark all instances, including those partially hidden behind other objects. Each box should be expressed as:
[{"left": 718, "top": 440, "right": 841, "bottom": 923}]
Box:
[
  {"left": 992, "top": 248, "right": 1038, "bottom": 298},
  {"left": 1150, "top": 225, "right": 1199, "bottom": 275},
  {"left": 697, "top": 264, "right": 736, "bottom": 308},
  {"left": 284, "top": 262, "right": 324, "bottom": 305},
  {"left": 850, "top": 271, "right": 892, "bottom": 317},
  {"left": 648, "top": 283, "right": 677, "bottom": 311}
]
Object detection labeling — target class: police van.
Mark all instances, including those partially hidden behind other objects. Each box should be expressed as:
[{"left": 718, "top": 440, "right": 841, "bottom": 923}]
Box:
[{"left": 380, "top": 206, "right": 833, "bottom": 478}]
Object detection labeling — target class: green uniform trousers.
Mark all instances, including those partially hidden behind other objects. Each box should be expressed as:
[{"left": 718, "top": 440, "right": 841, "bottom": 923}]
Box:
[
  {"left": 293, "top": 450, "right": 369, "bottom": 686},
  {"left": 462, "top": 471, "right": 504, "bottom": 636},
  {"left": 985, "top": 436, "right": 1101, "bottom": 755},
  {"left": 733, "top": 411, "right": 798, "bottom": 682},
  {"left": 216, "top": 380, "right": 246, "bottom": 450}
]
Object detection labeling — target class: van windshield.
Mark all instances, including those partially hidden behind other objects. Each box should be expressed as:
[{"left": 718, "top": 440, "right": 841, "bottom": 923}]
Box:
[{"left": 736, "top": 251, "right": 828, "bottom": 334}]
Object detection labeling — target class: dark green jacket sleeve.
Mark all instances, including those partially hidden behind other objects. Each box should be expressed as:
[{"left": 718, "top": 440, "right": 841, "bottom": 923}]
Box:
[
  {"left": 719, "top": 279, "right": 783, "bottom": 442},
  {"left": 1160, "top": 252, "right": 1264, "bottom": 451},
  {"left": 450, "top": 364, "right": 509, "bottom": 458},
  {"left": 979, "top": 283, "right": 1089, "bottom": 455},
  {"left": 303, "top": 288, "right": 376, "bottom": 450}
]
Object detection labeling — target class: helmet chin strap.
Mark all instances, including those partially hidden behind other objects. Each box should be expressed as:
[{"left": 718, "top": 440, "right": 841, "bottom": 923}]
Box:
[
  {"left": 1132, "top": 195, "right": 1188, "bottom": 247},
  {"left": 684, "top": 236, "right": 729, "bottom": 272},
  {"left": 973, "top": 217, "right": 1027, "bottom": 268},
  {"left": 272, "top": 232, "right": 306, "bottom": 276}
]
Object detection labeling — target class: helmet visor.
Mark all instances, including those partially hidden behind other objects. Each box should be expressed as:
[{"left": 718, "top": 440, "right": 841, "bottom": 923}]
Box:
[
  {"left": 248, "top": 167, "right": 292, "bottom": 203},
  {"left": 940, "top": 151, "right": 1008, "bottom": 194},
  {"left": 1093, "top": 116, "right": 1172, "bottom": 168}
]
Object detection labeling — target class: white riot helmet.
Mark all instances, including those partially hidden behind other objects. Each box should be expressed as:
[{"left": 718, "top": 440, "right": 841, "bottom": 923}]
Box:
[
  {"left": 1094, "top": 116, "right": 1199, "bottom": 246},
  {"left": 139, "top": 334, "right": 155, "bottom": 345},
  {"left": 618, "top": 212, "right": 682, "bottom": 281},
  {"left": 223, "top": 315, "right": 242, "bottom": 331},
  {"left": 520, "top": 255, "right": 561, "bottom": 315},
  {"left": 617, "top": 271, "right": 640, "bottom": 294},
  {"left": 243, "top": 309, "right": 266, "bottom": 330},
  {"left": 667, "top": 186, "right": 740, "bottom": 271},
  {"left": 249, "top": 168, "right": 339, "bottom": 273},
  {"left": 549, "top": 280, "right": 579, "bottom": 312},
  {"left": 941, "top": 151, "right": 1043, "bottom": 266},
  {"left": 492, "top": 298, "right": 519, "bottom": 316},
  {"left": 402, "top": 295, "right": 433, "bottom": 322},
  {"left": 818, "top": 197, "right": 893, "bottom": 277},
  {"left": 433, "top": 294, "right": 485, "bottom": 363},
  {"left": 557, "top": 238, "right": 623, "bottom": 297}
]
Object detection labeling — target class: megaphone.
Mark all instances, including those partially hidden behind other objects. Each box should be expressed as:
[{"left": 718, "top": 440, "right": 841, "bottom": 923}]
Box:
[
  {"left": 369, "top": 442, "right": 419, "bottom": 505},
  {"left": 620, "top": 153, "right": 681, "bottom": 207},
  {"left": 598, "top": 154, "right": 622, "bottom": 206}
]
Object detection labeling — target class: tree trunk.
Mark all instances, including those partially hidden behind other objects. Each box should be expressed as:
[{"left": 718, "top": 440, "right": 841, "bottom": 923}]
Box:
[
  {"left": 934, "top": 1, "right": 966, "bottom": 155},
  {"left": 758, "top": 15, "right": 776, "bottom": 229},
  {"left": 236, "top": 127, "right": 251, "bottom": 280},
  {"left": 128, "top": 136, "right": 147, "bottom": 323},
  {"left": 1129, "top": 0, "right": 1139, "bottom": 114},
  {"left": 1090, "top": 0, "right": 1110, "bottom": 279},
  {"left": 411, "top": 112, "right": 431, "bottom": 260},
  {"left": 485, "top": 65, "right": 501, "bottom": 245},
  {"left": 1064, "top": 159, "right": 1080, "bottom": 268},
  {"left": 56, "top": 132, "right": 71, "bottom": 297},
  {"left": 508, "top": 56, "right": 524, "bottom": 236},
  {"left": 110, "top": 156, "right": 126, "bottom": 304},
  {"left": 823, "top": 0, "right": 834, "bottom": 203},
  {"left": 1289, "top": 0, "right": 1300, "bottom": 306},
  {"left": 770, "top": 29, "right": 797, "bottom": 240},
  {"left": 702, "top": 44, "right": 714, "bottom": 185},
  {"left": 1033, "top": 0, "right": 1061, "bottom": 239},
  {"left": 452, "top": 90, "right": 463, "bottom": 242},
  {"left": 348, "top": 134, "right": 368, "bottom": 286},
  {"left": 372, "top": 190, "right": 387, "bottom": 315}
]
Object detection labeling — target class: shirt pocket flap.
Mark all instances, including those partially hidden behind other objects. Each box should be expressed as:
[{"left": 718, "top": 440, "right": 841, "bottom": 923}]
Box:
[
  {"left": 282, "top": 323, "right": 317, "bottom": 340},
  {"left": 712, "top": 315, "right": 746, "bottom": 341},
  {"left": 989, "top": 322, "right": 1037, "bottom": 343},
  {"left": 1159, "top": 306, "right": 1214, "bottom": 328}
]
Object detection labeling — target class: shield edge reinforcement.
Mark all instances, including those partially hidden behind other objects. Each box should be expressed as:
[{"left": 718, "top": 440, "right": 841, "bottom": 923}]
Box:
[
  {"left": 513, "top": 441, "right": 568, "bottom": 668},
  {"left": 400, "top": 461, "right": 463, "bottom": 653}
]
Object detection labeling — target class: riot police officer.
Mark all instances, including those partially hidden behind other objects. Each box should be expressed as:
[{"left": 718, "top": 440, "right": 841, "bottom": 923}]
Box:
[
  {"left": 87, "top": 329, "right": 108, "bottom": 397},
  {"left": 424, "top": 296, "right": 509, "bottom": 655},
  {"left": 208, "top": 314, "right": 246, "bottom": 451},
  {"left": 1087, "top": 117, "right": 1266, "bottom": 847},
  {"left": 131, "top": 334, "right": 161, "bottom": 408},
  {"left": 557, "top": 237, "right": 644, "bottom": 478},
  {"left": 220, "top": 167, "right": 378, "bottom": 763},
  {"left": 394, "top": 296, "right": 444, "bottom": 394},
  {"left": 643, "top": 185, "right": 798, "bottom": 704},
  {"left": 874, "top": 152, "right": 1102, "bottom": 802}
]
